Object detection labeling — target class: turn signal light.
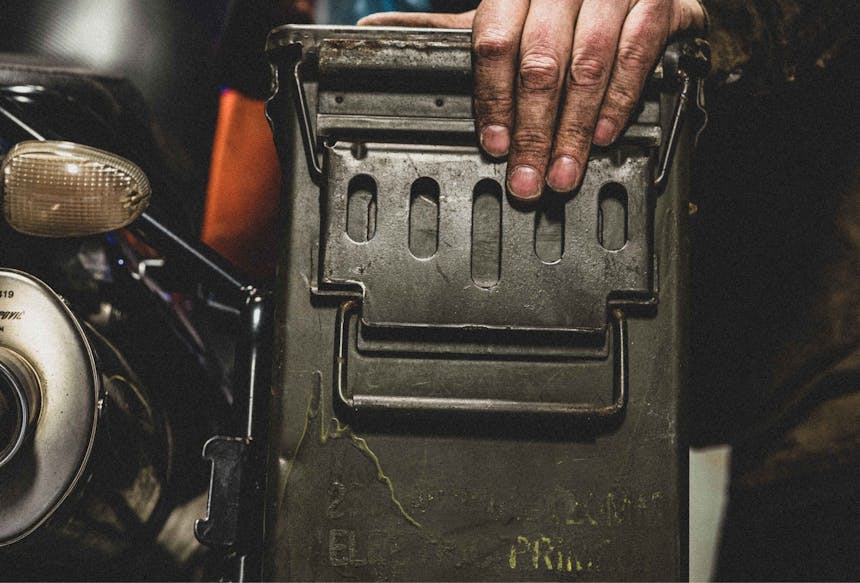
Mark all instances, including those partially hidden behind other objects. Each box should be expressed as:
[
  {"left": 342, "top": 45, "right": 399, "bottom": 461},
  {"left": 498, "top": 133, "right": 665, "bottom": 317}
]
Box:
[{"left": 1, "top": 140, "right": 151, "bottom": 237}]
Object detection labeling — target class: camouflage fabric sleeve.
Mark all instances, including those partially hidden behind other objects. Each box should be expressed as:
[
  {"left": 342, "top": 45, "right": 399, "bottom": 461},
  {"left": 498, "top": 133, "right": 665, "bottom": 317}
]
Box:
[{"left": 703, "top": 0, "right": 860, "bottom": 89}]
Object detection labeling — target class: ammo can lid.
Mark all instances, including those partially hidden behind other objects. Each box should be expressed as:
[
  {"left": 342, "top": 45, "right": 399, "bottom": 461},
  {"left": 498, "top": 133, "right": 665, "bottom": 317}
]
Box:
[{"left": 0, "top": 269, "right": 99, "bottom": 545}]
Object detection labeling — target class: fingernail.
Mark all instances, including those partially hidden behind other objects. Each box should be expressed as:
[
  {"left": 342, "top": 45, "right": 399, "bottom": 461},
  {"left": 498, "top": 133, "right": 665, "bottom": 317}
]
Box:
[
  {"left": 546, "top": 156, "right": 581, "bottom": 192},
  {"left": 594, "top": 118, "right": 618, "bottom": 146},
  {"left": 507, "top": 165, "right": 542, "bottom": 200},
  {"left": 480, "top": 125, "right": 510, "bottom": 157}
]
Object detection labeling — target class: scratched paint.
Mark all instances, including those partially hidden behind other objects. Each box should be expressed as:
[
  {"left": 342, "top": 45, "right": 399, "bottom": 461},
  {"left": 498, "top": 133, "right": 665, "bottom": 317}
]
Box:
[
  {"left": 331, "top": 420, "right": 422, "bottom": 528},
  {"left": 281, "top": 371, "right": 421, "bottom": 528},
  {"left": 280, "top": 374, "right": 670, "bottom": 576}
]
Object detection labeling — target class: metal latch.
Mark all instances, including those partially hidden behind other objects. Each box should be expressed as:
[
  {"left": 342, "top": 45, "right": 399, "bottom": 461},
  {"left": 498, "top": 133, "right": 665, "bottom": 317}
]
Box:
[
  {"left": 654, "top": 39, "right": 712, "bottom": 191},
  {"left": 195, "top": 436, "right": 249, "bottom": 549},
  {"left": 195, "top": 292, "right": 272, "bottom": 580}
]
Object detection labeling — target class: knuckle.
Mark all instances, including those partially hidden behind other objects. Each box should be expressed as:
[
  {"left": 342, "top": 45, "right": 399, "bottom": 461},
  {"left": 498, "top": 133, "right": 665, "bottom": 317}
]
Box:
[
  {"left": 617, "top": 40, "right": 656, "bottom": 72},
  {"left": 519, "top": 51, "right": 563, "bottom": 92},
  {"left": 568, "top": 53, "right": 610, "bottom": 89},
  {"left": 557, "top": 121, "right": 593, "bottom": 152},
  {"left": 473, "top": 30, "right": 516, "bottom": 60},
  {"left": 607, "top": 82, "right": 640, "bottom": 113},
  {"left": 513, "top": 127, "right": 553, "bottom": 156},
  {"left": 474, "top": 93, "right": 514, "bottom": 121},
  {"left": 637, "top": 0, "right": 671, "bottom": 21},
  {"left": 603, "top": 82, "right": 640, "bottom": 119}
]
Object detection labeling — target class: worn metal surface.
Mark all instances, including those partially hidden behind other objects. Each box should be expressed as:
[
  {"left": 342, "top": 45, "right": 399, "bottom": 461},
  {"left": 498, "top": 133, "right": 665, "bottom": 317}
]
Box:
[
  {"left": 265, "top": 25, "right": 690, "bottom": 581},
  {"left": 335, "top": 301, "right": 629, "bottom": 420},
  {"left": 321, "top": 142, "right": 653, "bottom": 332}
]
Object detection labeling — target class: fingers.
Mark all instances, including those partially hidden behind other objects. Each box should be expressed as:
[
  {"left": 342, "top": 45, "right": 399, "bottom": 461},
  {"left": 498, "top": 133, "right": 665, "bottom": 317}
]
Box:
[
  {"left": 673, "top": 0, "right": 708, "bottom": 36},
  {"left": 594, "top": 1, "right": 670, "bottom": 147},
  {"left": 362, "top": 0, "right": 693, "bottom": 203},
  {"left": 547, "top": 0, "right": 627, "bottom": 192},
  {"left": 471, "top": 0, "right": 530, "bottom": 160},
  {"left": 505, "top": 0, "right": 581, "bottom": 200},
  {"left": 357, "top": 11, "right": 474, "bottom": 29}
]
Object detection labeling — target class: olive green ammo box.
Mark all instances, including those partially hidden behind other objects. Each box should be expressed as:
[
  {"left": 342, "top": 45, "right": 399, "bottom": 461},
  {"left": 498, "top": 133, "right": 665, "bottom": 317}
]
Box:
[{"left": 261, "top": 25, "right": 700, "bottom": 581}]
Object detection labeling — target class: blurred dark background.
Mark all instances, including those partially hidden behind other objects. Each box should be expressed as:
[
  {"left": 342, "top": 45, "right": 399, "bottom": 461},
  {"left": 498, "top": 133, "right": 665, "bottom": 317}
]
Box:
[{"left": 0, "top": 0, "right": 234, "bottom": 226}]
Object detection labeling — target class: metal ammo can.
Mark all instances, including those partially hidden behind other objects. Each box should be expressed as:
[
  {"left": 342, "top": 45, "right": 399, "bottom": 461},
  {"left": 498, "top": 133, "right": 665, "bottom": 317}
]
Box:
[
  {"left": 262, "top": 25, "right": 706, "bottom": 581},
  {"left": 0, "top": 269, "right": 172, "bottom": 579}
]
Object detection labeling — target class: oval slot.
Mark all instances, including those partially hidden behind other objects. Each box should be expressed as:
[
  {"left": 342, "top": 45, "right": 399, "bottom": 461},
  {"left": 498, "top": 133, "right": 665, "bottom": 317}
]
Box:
[
  {"left": 471, "top": 179, "right": 502, "bottom": 288},
  {"left": 408, "top": 178, "right": 440, "bottom": 259},
  {"left": 598, "top": 182, "right": 628, "bottom": 251},
  {"left": 346, "top": 174, "right": 377, "bottom": 243},
  {"left": 535, "top": 194, "right": 565, "bottom": 264}
]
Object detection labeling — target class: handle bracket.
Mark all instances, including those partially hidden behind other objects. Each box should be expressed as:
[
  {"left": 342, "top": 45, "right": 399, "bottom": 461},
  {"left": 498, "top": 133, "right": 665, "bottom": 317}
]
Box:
[{"left": 334, "top": 301, "right": 629, "bottom": 422}]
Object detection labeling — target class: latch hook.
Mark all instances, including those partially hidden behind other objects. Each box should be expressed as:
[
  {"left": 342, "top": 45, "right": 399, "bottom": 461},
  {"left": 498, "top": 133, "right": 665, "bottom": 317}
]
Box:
[{"left": 653, "top": 39, "right": 711, "bottom": 192}]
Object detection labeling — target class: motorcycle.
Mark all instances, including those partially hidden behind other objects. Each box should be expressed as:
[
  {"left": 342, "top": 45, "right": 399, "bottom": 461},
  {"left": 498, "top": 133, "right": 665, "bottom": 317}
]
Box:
[{"left": 0, "top": 54, "right": 270, "bottom": 581}]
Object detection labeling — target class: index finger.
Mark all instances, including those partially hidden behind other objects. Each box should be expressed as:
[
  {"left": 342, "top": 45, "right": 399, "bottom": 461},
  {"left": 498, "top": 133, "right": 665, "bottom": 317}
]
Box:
[{"left": 471, "top": 0, "right": 530, "bottom": 158}]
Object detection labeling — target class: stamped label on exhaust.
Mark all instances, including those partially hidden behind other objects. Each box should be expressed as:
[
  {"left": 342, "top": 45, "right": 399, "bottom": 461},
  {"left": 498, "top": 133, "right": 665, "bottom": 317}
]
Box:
[{"left": 0, "top": 305, "right": 24, "bottom": 332}]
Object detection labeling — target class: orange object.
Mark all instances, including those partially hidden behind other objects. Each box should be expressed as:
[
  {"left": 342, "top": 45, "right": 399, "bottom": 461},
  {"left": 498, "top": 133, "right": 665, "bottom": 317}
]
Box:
[{"left": 201, "top": 88, "right": 281, "bottom": 277}]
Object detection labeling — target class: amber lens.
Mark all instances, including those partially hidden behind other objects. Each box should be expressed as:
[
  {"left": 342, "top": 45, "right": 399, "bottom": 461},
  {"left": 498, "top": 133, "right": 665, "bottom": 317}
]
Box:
[{"left": 1, "top": 140, "right": 151, "bottom": 237}]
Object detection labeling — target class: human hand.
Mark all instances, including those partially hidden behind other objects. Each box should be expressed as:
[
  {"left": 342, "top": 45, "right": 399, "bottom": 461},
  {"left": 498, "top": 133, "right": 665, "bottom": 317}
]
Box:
[{"left": 359, "top": 0, "right": 706, "bottom": 201}]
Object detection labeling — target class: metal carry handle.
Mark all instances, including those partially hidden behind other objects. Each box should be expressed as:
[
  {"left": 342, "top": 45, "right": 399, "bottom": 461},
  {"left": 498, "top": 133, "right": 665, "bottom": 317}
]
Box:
[
  {"left": 283, "top": 37, "right": 709, "bottom": 192},
  {"left": 334, "top": 301, "right": 629, "bottom": 421},
  {"left": 291, "top": 60, "right": 324, "bottom": 182}
]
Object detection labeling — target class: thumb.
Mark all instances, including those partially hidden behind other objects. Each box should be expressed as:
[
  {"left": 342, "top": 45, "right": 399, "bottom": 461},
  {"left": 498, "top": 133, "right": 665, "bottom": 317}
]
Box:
[{"left": 357, "top": 10, "right": 475, "bottom": 29}]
